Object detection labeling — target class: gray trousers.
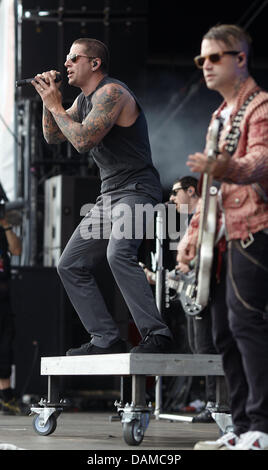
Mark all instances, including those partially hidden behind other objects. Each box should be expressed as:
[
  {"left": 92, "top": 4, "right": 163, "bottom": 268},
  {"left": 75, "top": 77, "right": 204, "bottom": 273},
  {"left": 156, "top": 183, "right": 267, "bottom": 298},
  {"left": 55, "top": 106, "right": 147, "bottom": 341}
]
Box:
[{"left": 57, "top": 188, "right": 171, "bottom": 348}]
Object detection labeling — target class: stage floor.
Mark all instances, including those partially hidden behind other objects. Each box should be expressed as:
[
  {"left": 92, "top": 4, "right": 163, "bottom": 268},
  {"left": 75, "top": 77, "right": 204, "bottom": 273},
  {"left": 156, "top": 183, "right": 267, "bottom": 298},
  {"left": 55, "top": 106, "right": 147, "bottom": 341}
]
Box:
[{"left": 0, "top": 411, "right": 219, "bottom": 450}]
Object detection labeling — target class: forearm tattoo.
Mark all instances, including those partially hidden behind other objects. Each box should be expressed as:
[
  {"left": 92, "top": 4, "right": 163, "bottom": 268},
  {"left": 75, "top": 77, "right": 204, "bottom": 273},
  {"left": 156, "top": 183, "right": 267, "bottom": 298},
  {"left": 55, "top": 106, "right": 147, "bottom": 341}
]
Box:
[
  {"left": 51, "top": 85, "right": 124, "bottom": 153},
  {"left": 42, "top": 105, "right": 66, "bottom": 144}
]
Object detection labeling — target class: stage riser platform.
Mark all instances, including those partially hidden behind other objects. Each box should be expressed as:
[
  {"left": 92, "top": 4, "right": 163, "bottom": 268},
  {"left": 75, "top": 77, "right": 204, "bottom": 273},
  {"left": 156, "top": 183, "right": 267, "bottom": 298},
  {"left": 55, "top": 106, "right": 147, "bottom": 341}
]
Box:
[
  {"left": 41, "top": 353, "right": 224, "bottom": 377},
  {"left": 31, "top": 353, "right": 229, "bottom": 445}
]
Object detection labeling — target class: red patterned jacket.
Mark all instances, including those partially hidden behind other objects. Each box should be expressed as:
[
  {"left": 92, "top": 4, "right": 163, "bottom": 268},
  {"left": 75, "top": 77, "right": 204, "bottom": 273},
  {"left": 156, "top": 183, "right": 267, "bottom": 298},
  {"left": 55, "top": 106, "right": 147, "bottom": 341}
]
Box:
[{"left": 180, "top": 76, "right": 268, "bottom": 251}]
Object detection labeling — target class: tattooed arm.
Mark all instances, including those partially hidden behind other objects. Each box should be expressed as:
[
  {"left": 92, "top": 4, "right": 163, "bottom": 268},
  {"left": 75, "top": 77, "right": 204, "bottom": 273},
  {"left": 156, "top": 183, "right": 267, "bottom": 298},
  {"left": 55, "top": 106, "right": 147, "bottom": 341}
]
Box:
[
  {"left": 42, "top": 98, "right": 80, "bottom": 144},
  {"left": 48, "top": 83, "right": 126, "bottom": 153},
  {"left": 32, "top": 70, "right": 81, "bottom": 144},
  {"left": 32, "top": 71, "right": 129, "bottom": 151}
]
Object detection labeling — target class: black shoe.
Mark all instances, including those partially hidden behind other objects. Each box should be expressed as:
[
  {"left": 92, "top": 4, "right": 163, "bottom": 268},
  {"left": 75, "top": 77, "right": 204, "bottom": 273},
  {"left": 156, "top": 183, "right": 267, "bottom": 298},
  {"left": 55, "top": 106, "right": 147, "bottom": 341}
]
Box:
[
  {"left": 130, "top": 333, "right": 173, "bottom": 354},
  {"left": 0, "top": 398, "right": 28, "bottom": 416},
  {"left": 192, "top": 407, "right": 214, "bottom": 423},
  {"left": 66, "top": 338, "right": 126, "bottom": 356}
]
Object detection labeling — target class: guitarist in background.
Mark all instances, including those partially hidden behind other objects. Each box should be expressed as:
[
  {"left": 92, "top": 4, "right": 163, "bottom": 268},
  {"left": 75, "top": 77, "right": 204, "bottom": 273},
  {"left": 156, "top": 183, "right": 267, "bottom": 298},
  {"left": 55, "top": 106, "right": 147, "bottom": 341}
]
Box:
[{"left": 177, "top": 24, "right": 268, "bottom": 450}]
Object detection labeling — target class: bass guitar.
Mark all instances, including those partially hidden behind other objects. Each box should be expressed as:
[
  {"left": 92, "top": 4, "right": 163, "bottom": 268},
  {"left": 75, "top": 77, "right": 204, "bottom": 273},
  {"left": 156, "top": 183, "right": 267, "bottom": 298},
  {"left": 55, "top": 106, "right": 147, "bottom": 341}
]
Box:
[{"left": 140, "top": 262, "right": 204, "bottom": 316}]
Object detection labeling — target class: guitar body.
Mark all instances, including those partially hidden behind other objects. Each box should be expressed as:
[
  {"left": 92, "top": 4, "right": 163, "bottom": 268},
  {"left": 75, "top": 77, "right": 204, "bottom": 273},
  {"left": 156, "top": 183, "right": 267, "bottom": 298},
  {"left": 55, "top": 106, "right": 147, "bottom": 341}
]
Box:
[
  {"left": 176, "top": 270, "right": 203, "bottom": 316},
  {"left": 140, "top": 262, "right": 202, "bottom": 316}
]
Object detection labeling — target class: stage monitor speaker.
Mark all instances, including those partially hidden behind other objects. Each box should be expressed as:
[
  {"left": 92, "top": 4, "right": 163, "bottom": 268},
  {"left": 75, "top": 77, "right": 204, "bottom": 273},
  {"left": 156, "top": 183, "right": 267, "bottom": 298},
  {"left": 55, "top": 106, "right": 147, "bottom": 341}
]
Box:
[{"left": 44, "top": 174, "right": 101, "bottom": 266}]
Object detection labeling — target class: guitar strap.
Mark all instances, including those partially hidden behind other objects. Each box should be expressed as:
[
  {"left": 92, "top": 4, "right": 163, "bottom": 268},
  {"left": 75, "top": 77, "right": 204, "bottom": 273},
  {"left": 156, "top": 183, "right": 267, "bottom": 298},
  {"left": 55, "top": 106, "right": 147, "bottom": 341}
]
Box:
[
  {"left": 224, "top": 89, "right": 260, "bottom": 155},
  {"left": 215, "top": 89, "right": 261, "bottom": 282},
  {"left": 197, "top": 92, "right": 259, "bottom": 196},
  {"left": 223, "top": 89, "right": 268, "bottom": 205}
]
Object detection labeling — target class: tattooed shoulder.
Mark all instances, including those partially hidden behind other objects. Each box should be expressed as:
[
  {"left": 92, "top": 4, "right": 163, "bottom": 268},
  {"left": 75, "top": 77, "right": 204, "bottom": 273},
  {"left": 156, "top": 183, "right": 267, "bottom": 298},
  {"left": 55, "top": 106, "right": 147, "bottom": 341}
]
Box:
[
  {"left": 80, "top": 83, "right": 126, "bottom": 139},
  {"left": 92, "top": 83, "right": 125, "bottom": 114}
]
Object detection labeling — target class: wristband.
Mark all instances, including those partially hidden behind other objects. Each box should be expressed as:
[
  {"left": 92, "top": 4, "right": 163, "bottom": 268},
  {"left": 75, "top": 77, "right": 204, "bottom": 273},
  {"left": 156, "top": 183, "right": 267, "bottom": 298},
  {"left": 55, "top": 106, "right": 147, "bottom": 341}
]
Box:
[{"left": 4, "top": 226, "right": 13, "bottom": 231}]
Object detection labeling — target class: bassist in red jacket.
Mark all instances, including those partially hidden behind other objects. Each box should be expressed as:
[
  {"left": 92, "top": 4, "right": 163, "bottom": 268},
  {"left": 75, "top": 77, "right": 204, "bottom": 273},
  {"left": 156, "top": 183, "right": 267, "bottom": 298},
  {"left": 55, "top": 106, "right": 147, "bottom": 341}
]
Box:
[{"left": 178, "top": 24, "right": 268, "bottom": 450}]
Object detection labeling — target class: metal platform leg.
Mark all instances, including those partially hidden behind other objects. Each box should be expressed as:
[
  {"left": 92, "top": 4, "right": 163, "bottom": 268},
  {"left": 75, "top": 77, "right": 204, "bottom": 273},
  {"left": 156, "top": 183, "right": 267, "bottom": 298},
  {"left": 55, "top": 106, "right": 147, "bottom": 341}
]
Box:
[
  {"left": 154, "top": 375, "right": 162, "bottom": 419},
  {"left": 47, "top": 375, "right": 60, "bottom": 404},
  {"left": 30, "top": 376, "right": 66, "bottom": 436},
  {"left": 110, "top": 376, "right": 132, "bottom": 422},
  {"left": 131, "top": 374, "right": 146, "bottom": 406},
  {"left": 115, "top": 375, "right": 152, "bottom": 446}
]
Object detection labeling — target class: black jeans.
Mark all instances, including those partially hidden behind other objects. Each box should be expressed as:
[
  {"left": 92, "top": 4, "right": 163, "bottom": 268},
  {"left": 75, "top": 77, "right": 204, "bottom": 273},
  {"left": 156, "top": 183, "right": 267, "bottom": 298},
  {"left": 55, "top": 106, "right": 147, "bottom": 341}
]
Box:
[
  {"left": 187, "top": 306, "right": 217, "bottom": 403},
  {"left": 0, "top": 294, "right": 14, "bottom": 379},
  {"left": 211, "top": 232, "right": 268, "bottom": 435}
]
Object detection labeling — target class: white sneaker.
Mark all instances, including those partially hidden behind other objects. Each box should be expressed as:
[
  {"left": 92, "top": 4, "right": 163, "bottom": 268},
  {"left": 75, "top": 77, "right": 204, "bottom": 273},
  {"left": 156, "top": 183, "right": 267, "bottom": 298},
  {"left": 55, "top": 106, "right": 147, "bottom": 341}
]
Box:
[
  {"left": 234, "top": 431, "right": 268, "bottom": 450},
  {"left": 194, "top": 431, "right": 239, "bottom": 450}
]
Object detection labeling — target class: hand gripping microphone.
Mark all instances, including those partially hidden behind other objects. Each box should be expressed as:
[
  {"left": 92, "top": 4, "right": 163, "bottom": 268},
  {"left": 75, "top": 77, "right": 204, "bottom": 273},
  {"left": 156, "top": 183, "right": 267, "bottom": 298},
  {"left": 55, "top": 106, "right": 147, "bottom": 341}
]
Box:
[{"left": 16, "top": 72, "right": 62, "bottom": 87}]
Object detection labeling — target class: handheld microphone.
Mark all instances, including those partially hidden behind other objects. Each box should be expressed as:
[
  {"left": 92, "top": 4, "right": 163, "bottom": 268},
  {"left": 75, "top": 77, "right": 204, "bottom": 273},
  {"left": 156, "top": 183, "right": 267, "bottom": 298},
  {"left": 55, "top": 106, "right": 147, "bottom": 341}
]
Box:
[
  {"left": 16, "top": 72, "right": 62, "bottom": 87},
  {"left": 5, "top": 199, "right": 25, "bottom": 211},
  {"left": 0, "top": 198, "right": 25, "bottom": 223},
  {"left": 165, "top": 200, "right": 175, "bottom": 206}
]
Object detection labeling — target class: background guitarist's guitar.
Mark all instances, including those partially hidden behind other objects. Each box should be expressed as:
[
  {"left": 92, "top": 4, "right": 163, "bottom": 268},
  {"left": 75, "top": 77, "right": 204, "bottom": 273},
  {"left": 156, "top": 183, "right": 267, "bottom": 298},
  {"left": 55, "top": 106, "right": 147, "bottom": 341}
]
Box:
[
  {"left": 139, "top": 262, "right": 206, "bottom": 316},
  {"left": 170, "top": 269, "right": 203, "bottom": 316}
]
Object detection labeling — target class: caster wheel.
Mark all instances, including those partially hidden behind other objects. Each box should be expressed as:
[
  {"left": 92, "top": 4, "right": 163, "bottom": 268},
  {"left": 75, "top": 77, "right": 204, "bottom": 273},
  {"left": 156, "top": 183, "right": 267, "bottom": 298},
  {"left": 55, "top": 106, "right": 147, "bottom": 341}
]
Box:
[
  {"left": 32, "top": 413, "right": 57, "bottom": 436},
  {"left": 123, "top": 420, "right": 144, "bottom": 446}
]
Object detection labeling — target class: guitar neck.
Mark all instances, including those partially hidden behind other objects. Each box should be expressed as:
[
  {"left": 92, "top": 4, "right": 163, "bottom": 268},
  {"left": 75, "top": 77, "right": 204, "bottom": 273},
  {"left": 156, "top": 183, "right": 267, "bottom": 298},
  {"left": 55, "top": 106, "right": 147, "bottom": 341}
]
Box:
[{"left": 197, "top": 172, "right": 214, "bottom": 248}]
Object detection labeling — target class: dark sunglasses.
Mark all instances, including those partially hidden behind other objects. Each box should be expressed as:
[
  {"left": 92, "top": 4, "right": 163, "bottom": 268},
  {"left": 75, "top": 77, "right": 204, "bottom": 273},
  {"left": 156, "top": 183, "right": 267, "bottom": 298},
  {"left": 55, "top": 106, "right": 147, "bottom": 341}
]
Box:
[
  {"left": 194, "top": 50, "right": 241, "bottom": 69},
  {"left": 66, "top": 53, "right": 96, "bottom": 63},
  {"left": 170, "top": 187, "right": 186, "bottom": 196}
]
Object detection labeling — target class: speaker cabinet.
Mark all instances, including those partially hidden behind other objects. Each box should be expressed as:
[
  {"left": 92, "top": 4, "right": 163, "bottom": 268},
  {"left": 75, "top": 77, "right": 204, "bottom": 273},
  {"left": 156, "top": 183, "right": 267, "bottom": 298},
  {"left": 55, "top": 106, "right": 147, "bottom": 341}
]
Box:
[{"left": 44, "top": 175, "right": 101, "bottom": 266}]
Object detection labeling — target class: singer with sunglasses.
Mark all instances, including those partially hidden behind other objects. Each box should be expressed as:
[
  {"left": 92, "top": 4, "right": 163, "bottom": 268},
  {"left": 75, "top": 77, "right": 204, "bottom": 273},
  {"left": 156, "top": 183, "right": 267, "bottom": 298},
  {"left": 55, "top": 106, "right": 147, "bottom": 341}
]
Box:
[
  {"left": 177, "top": 24, "right": 268, "bottom": 450},
  {"left": 31, "top": 38, "right": 173, "bottom": 356}
]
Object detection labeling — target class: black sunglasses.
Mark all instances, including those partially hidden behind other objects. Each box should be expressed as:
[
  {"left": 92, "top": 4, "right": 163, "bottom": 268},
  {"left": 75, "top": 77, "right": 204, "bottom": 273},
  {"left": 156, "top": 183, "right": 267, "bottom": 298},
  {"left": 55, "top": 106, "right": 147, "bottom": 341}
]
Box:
[
  {"left": 170, "top": 187, "right": 187, "bottom": 196},
  {"left": 194, "top": 50, "right": 241, "bottom": 69},
  {"left": 66, "top": 53, "right": 96, "bottom": 63}
]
